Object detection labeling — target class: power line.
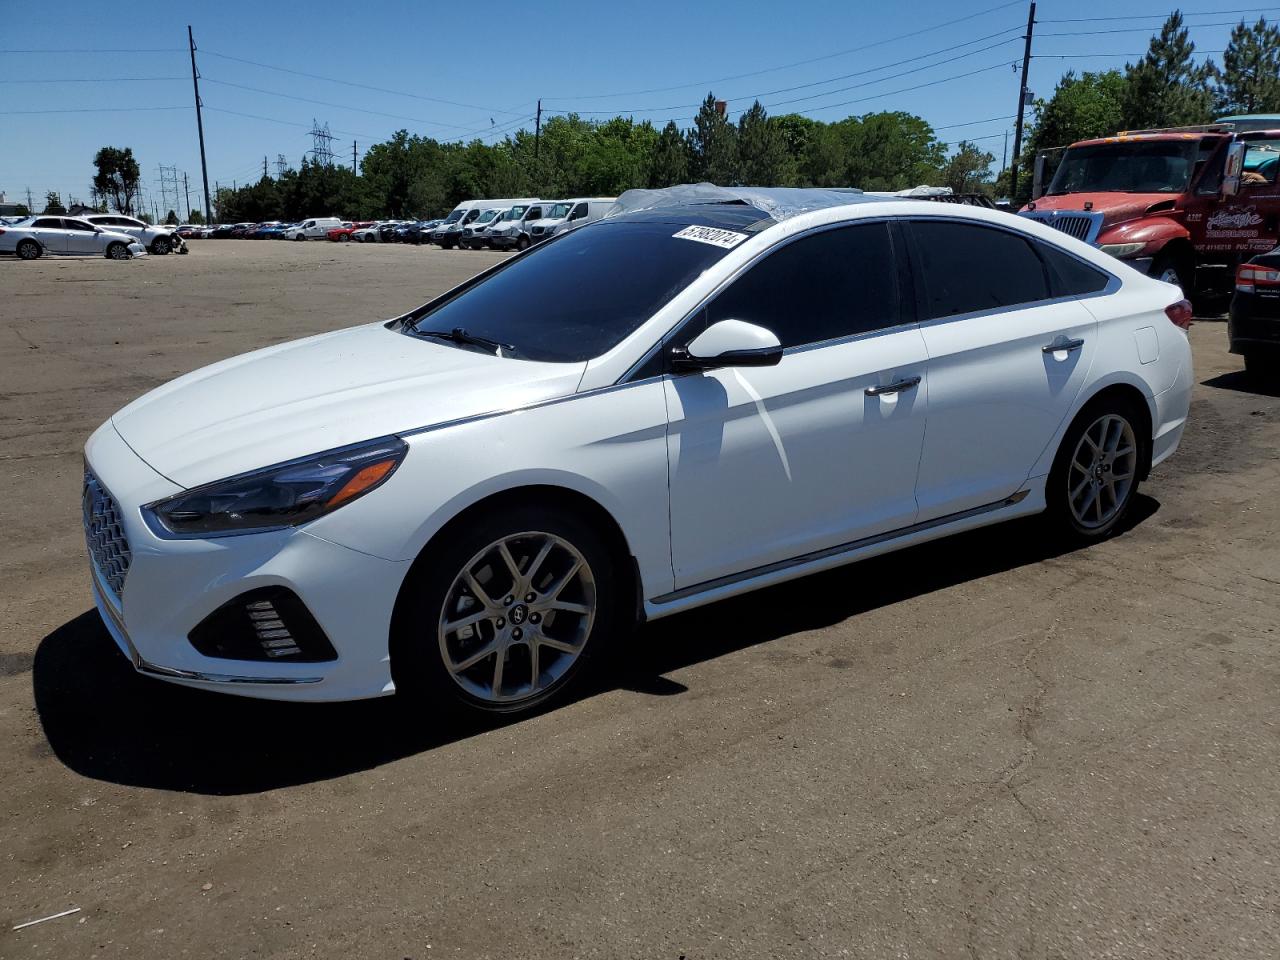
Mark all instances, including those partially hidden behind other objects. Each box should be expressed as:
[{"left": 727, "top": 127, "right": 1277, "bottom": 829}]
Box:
[
  {"left": 552, "top": 30, "right": 1022, "bottom": 117},
  {"left": 0, "top": 105, "right": 187, "bottom": 115},
  {"left": 199, "top": 49, "right": 525, "bottom": 116},
  {"left": 203, "top": 105, "right": 382, "bottom": 140},
  {"left": 543, "top": 0, "right": 1026, "bottom": 101},
  {"left": 1039, "top": 20, "right": 1269, "bottom": 36},
  {"left": 0, "top": 76, "right": 186, "bottom": 83},
  {"left": 0, "top": 47, "right": 184, "bottom": 53},
  {"left": 1039, "top": 6, "right": 1279, "bottom": 22}
]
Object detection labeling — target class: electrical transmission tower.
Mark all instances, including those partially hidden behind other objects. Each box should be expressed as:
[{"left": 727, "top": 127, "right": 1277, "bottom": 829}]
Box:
[
  {"left": 275, "top": 154, "right": 288, "bottom": 178},
  {"left": 308, "top": 120, "right": 337, "bottom": 166},
  {"left": 156, "top": 164, "right": 181, "bottom": 220}
]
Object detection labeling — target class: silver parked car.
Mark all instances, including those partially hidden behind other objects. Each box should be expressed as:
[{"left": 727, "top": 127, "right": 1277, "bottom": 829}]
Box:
[
  {"left": 82, "top": 214, "right": 186, "bottom": 255},
  {"left": 0, "top": 216, "right": 148, "bottom": 260}
]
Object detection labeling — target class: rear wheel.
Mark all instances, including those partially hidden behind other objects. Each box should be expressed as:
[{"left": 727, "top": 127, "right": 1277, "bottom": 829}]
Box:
[
  {"left": 1046, "top": 397, "right": 1144, "bottom": 542},
  {"left": 1244, "top": 352, "right": 1277, "bottom": 379},
  {"left": 17, "top": 239, "right": 41, "bottom": 260},
  {"left": 106, "top": 241, "right": 130, "bottom": 260},
  {"left": 392, "top": 504, "right": 623, "bottom": 717}
]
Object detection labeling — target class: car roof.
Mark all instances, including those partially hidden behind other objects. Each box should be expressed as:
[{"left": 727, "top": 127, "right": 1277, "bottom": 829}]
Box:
[{"left": 603, "top": 184, "right": 893, "bottom": 227}]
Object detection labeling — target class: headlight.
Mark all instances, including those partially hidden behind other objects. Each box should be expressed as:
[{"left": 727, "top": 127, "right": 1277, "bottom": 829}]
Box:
[
  {"left": 1099, "top": 242, "right": 1145, "bottom": 259},
  {"left": 146, "top": 437, "right": 407, "bottom": 537}
]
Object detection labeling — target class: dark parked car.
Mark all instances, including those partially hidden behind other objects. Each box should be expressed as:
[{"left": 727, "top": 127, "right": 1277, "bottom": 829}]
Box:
[{"left": 1230, "top": 247, "right": 1280, "bottom": 378}]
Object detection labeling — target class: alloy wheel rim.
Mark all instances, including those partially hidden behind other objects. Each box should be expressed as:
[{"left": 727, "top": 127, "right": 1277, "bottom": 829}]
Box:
[
  {"left": 437, "top": 531, "right": 596, "bottom": 705},
  {"left": 19, "top": 242, "right": 37, "bottom": 259},
  {"left": 1158, "top": 266, "right": 1180, "bottom": 286},
  {"left": 1068, "top": 413, "right": 1137, "bottom": 529},
  {"left": 110, "top": 245, "right": 128, "bottom": 260}
]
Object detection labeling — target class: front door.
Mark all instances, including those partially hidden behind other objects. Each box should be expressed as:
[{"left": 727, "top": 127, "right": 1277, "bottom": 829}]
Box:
[
  {"left": 665, "top": 221, "right": 929, "bottom": 590},
  {"left": 905, "top": 218, "right": 1101, "bottom": 520},
  {"left": 62, "top": 218, "right": 102, "bottom": 254}
]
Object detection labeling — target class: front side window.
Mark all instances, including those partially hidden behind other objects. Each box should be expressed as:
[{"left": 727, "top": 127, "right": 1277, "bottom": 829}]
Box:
[
  {"left": 704, "top": 222, "right": 901, "bottom": 349},
  {"left": 909, "top": 221, "right": 1051, "bottom": 319},
  {"left": 407, "top": 219, "right": 734, "bottom": 362},
  {"left": 1242, "top": 141, "right": 1280, "bottom": 184},
  {"left": 524, "top": 206, "right": 544, "bottom": 222},
  {"left": 63, "top": 219, "right": 94, "bottom": 232},
  {"left": 570, "top": 203, "right": 588, "bottom": 220}
]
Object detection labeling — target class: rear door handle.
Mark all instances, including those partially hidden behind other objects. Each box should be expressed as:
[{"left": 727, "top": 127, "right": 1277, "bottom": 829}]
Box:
[
  {"left": 1042, "top": 337, "right": 1085, "bottom": 354},
  {"left": 865, "top": 376, "right": 921, "bottom": 397}
]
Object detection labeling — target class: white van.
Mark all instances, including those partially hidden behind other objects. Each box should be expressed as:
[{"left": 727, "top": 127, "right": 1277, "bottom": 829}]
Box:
[
  {"left": 528, "top": 197, "right": 616, "bottom": 242},
  {"left": 487, "top": 200, "right": 557, "bottom": 251},
  {"left": 459, "top": 207, "right": 510, "bottom": 250},
  {"left": 284, "top": 217, "right": 343, "bottom": 241},
  {"left": 431, "top": 198, "right": 535, "bottom": 249}
]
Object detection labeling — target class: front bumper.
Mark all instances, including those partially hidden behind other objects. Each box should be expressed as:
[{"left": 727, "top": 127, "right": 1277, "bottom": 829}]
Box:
[{"left": 84, "top": 422, "right": 411, "bottom": 701}]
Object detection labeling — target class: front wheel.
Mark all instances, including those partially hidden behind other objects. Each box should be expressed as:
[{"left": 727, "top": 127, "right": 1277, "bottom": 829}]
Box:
[
  {"left": 516, "top": 235, "right": 530, "bottom": 251},
  {"left": 293, "top": 233, "right": 306, "bottom": 241},
  {"left": 392, "top": 505, "right": 623, "bottom": 717},
  {"left": 1150, "top": 250, "right": 1190, "bottom": 293},
  {"left": 106, "top": 242, "right": 130, "bottom": 260},
  {"left": 150, "top": 236, "right": 171, "bottom": 255},
  {"left": 17, "top": 239, "right": 41, "bottom": 260},
  {"left": 1046, "top": 398, "right": 1143, "bottom": 541}
]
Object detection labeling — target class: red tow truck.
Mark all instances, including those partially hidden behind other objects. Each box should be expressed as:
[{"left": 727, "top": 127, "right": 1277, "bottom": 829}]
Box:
[{"left": 1021, "top": 124, "right": 1280, "bottom": 299}]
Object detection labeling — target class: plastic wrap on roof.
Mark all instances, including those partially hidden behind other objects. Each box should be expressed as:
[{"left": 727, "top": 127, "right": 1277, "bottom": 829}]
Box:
[
  {"left": 603, "top": 183, "right": 892, "bottom": 223},
  {"left": 868, "top": 185, "right": 955, "bottom": 198}
]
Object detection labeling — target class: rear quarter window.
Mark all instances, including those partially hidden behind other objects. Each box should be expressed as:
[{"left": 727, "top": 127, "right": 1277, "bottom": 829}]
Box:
[{"left": 1034, "top": 241, "right": 1111, "bottom": 297}]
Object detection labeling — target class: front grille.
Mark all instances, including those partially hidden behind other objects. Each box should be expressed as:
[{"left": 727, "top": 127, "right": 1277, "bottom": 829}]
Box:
[
  {"left": 83, "top": 469, "right": 131, "bottom": 601},
  {"left": 1020, "top": 210, "right": 1103, "bottom": 244}
]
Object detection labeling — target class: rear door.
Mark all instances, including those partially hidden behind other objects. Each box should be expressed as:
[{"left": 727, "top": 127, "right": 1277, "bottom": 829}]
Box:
[
  {"left": 31, "top": 217, "right": 67, "bottom": 252},
  {"left": 665, "top": 221, "right": 930, "bottom": 588},
  {"left": 904, "top": 218, "right": 1103, "bottom": 521}
]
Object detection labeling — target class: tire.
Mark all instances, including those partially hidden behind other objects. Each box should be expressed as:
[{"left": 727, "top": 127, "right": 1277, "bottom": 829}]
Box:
[
  {"left": 106, "top": 242, "right": 130, "bottom": 261},
  {"left": 294, "top": 233, "right": 306, "bottom": 241},
  {"left": 1045, "top": 395, "right": 1145, "bottom": 542},
  {"left": 516, "top": 235, "right": 530, "bottom": 251},
  {"left": 1151, "top": 249, "right": 1190, "bottom": 293},
  {"left": 16, "top": 239, "right": 41, "bottom": 260},
  {"left": 339, "top": 233, "right": 350, "bottom": 242},
  {"left": 150, "top": 236, "right": 171, "bottom": 255},
  {"left": 391, "top": 503, "right": 624, "bottom": 718}
]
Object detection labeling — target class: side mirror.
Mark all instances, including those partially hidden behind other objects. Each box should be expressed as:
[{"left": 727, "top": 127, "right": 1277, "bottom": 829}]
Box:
[
  {"left": 672, "top": 319, "right": 783, "bottom": 371},
  {"left": 1223, "top": 142, "right": 1246, "bottom": 197}
]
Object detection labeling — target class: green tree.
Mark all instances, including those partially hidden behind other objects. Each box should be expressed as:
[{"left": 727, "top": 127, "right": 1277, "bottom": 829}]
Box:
[
  {"left": 649, "top": 120, "right": 691, "bottom": 187},
  {"left": 689, "top": 94, "right": 740, "bottom": 184},
  {"left": 1019, "top": 70, "right": 1127, "bottom": 201},
  {"left": 42, "top": 191, "right": 66, "bottom": 214},
  {"left": 15, "top": 204, "right": 29, "bottom": 217},
  {"left": 165, "top": 209, "right": 179, "bottom": 225},
  {"left": 737, "top": 101, "right": 793, "bottom": 185},
  {"left": 1216, "top": 18, "right": 1280, "bottom": 114},
  {"left": 91, "top": 146, "right": 142, "bottom": 215},
  {"left": 188, "top": 209, "right": 205, "bottom": 224},
  {"left": 1121, "top": 12, "right": 1215, "bottom": 130},
  {"left": 941, "top": 141, "right": 996, "bottom": 193},
  {"left": 844, "top": 112, "right": 946, "bottom": 190}
]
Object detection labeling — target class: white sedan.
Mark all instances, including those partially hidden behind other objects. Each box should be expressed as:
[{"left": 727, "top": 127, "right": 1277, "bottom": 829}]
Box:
[
  {"left": 82, "top": 214, "right": 186, "bottom": 255},
  {"left": 82, "top": 188, "right": 1192, "bottom": 715},
  {"left": 1, "top": 216, "right": 147, "bottom": 260}
]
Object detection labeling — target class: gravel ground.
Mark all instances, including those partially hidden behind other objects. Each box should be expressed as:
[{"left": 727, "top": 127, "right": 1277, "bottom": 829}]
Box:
[{"left": 1, "top": 239, "right": 1278, "bottom": 959}]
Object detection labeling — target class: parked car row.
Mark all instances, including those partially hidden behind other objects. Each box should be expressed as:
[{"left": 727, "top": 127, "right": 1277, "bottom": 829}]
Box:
[{"left": 438, "top": 197, "right": 615, "bottom": 250}]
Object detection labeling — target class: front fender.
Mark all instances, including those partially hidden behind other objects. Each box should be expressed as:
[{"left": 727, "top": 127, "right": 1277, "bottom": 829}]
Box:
[{"left": 1098, "top": 217, "right": 1191, "bottom": 256}]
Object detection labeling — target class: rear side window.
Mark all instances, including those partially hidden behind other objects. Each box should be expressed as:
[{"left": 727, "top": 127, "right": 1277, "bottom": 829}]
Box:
[
  {"left": 1034, "top": 241, "right": 1111, "bottom": 297},
  {"left": 33, "top": 218, "right": 61, "bottom": 228},
  {"left": 908, "top": 220, "right": 1050, "bottom": 319},
  {"left": 705, "top": 222, "right": 901, "bottom": 348}
]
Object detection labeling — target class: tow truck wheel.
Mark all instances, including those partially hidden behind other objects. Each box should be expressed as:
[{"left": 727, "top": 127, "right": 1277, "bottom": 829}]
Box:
[{"left": 1151, "top": 250, "right": 1190, "bottom": 293}]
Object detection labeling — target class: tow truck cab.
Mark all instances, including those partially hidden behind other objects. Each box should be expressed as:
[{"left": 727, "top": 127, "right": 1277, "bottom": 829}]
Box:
[{"left": 1021, "top": 125, "right": 1280, "bottom": 298}]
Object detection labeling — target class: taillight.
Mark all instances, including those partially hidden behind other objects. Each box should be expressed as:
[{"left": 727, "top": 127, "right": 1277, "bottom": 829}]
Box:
[
  {"left": 1165, "top": 299, "right": 1194, "bottom": 330},
  {"left": 1236, "top": 263, "right": 1280, "bottom": 293},
  {"left": 0, "top": 229, "right": 6, "bottom": 236}
]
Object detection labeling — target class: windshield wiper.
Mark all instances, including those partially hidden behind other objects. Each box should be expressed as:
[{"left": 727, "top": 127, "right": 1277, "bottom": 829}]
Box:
[{"left": 414, "top": 326, "right": 517, "bottom": 357}]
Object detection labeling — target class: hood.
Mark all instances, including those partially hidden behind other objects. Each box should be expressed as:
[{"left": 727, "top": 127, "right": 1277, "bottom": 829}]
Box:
[
  {"left": 111, "top": 322, "right": 585, "bottom": 488},
  {"left": 1023, "top": 192, "right": 1180, "bottom": 230}
]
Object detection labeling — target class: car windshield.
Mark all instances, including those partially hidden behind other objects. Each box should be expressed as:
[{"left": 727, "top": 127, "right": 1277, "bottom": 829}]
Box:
[
  {"left": 476, "top": 209, "right": 500, "bottom": 223},
  {"left": 442, "top": 209, "right": 465, "bottom": 224},
  {"left": 548, "top": 203, "right": 572, "bottom": 218},
  {"left": 407, "top": 219, "right": 736, "bottom": 362},
  {"left": 1048, "top": 140, "right": 1200, "bottom": 194},
  {"left": 506, "top": 205, "right": 528, "bottom": 220}
]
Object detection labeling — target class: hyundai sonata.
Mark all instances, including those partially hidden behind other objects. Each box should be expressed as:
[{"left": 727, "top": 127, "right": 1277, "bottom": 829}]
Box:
[{"left": 83, "top": 187, "right": 1193, "bottom": 715}]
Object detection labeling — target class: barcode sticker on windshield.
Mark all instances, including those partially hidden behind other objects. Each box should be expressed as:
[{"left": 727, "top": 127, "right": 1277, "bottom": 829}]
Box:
[{"left": 672, "top": 225, "right": 749, "bottom": 248}]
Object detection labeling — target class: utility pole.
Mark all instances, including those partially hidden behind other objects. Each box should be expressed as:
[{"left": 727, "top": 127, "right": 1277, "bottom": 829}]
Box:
[
  {"left": 353, "top": 140, "right": 357, "bottom": 172},
  {"left": 25, "top": 186, "right": 33, "bottom": 212},
  {"left": 263, "top": 155, "right": 269, "bottom": 179},
  {"left": 1008, "top": 1, "right": 1036, "bottom": 202},
  {"left": 188, "top": 26, "right": 212, "bottom": 224},
  {"left": 214, "top": 181, "right": 220, "bottom": 221},
  {"left": 183, "top": 171, "right": 192, "bottom": 220},
  {"left": 534, "top": 99, "right": 542, "bottom": 159}
]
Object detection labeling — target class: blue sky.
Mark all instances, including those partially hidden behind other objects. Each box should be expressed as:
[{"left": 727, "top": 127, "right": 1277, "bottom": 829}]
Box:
[{"left": 0, "top": 0, "right": 1262, "bottom": 216}]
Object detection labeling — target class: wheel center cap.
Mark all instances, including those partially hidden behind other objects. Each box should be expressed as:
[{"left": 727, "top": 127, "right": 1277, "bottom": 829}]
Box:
[{"left": 510, "top": 603, "right": 528, "bottom": 626}]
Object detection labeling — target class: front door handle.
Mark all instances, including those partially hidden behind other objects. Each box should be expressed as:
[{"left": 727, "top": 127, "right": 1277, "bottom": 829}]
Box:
[
  {"left": 1042, "top": 337, "right": 1085, "bottom": 354},
  {"left": 865, "top": 376, "right": 921, "bottom": 397}
]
